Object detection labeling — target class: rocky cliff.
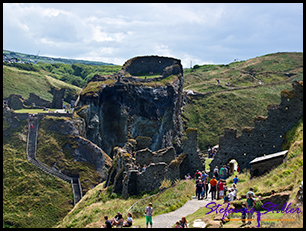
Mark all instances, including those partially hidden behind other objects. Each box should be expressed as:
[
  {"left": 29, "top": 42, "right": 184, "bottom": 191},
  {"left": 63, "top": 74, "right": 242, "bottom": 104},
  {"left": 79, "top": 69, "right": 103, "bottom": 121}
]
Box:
[{"left": 77, "top": 56, "right": 185, "bottom": 157}]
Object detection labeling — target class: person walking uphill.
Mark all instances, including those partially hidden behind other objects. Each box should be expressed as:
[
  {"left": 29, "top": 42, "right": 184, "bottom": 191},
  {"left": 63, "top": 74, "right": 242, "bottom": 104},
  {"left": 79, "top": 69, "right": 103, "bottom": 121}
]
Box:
[{"left": 145, "top": 202, "right": 153, "bottom": 228}]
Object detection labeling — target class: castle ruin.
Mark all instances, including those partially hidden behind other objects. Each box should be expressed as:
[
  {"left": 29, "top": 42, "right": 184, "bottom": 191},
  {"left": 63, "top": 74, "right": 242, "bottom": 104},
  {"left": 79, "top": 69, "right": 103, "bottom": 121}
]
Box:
[{"left": 209, "top": 81, "right": 303, "bottom": 176}]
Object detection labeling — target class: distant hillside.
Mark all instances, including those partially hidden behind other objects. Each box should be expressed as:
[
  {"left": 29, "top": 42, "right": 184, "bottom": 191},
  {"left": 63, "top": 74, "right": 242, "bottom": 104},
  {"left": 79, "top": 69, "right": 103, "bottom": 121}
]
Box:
[
  {"left": 182, "top": 52, "right": 303, "bottom": 151},
  {"left": 3, "top": 65, "right": 81, "bottom": 103},
  {"left": 3, "top": 49, "right": 114, "bottom": 66}
]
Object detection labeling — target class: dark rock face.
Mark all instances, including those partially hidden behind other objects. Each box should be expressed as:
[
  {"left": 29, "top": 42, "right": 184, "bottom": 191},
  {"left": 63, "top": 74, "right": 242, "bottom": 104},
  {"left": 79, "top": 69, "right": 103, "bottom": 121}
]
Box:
[
  {"left": 79, "top": 77, "right": 184, "bottom": 157},
  {"left": 209, "top": 81, "right": 303, "bottom": 176}
]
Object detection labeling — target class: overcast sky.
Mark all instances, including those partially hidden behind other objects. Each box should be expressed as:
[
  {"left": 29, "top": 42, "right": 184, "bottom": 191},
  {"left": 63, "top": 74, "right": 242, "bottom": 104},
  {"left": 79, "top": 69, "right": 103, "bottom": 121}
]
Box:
[{"left": 3, "top": 3, "right": 303, "bottom": 67}]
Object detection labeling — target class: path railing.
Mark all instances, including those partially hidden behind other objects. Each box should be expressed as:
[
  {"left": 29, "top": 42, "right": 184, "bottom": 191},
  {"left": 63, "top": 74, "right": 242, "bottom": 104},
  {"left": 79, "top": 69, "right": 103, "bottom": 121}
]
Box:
[{"left": 26, "top": 114, "right": 82, "bottom": 205}]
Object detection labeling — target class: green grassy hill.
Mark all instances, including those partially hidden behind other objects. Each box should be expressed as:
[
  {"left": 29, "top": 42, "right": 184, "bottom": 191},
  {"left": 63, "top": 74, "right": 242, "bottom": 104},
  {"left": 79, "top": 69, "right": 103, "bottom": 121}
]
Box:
[
  {"left": 182, "top": 52, "right": 303, "bottom": 151},
  {"left": 3, "top": 65, "right": 81, "bottom": 103}
]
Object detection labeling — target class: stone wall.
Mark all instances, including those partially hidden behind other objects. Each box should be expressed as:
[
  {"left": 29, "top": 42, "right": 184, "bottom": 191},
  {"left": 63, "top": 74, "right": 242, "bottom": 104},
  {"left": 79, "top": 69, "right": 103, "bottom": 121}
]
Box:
[
  {"left": 135, "top": 147, "right": 176, "bottom": 166},
  {"left": 7, "top": 92, "right": 54, "bottom": 110},
  {"left": 121, "top": 55, "right": 183, "bottom": 77},
  {"left": 209, "top": 81, "right": 303, "bottom": 176},
  {"left": 24, "top": 92, "right": 52, "bottom": 108},
  {"left": 107, "top": 128, "right": 205, "bottom": 198},
  {"left": 182, "top": 128, "right": 205, "bottom": 174},
  {"left": 136, "top": 162, "right": 168, "bottom": 194}
]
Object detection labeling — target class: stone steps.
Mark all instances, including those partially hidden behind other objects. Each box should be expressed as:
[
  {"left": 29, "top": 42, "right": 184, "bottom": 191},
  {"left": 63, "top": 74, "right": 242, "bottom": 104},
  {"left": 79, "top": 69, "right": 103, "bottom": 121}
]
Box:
[{"left": 26, "top": 115, "right": 82, "bottom": 205}]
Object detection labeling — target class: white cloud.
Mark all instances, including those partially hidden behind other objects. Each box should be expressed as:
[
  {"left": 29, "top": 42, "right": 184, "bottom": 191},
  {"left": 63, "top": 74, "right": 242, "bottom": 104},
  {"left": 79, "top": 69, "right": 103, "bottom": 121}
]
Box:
[{"left": 3, "top": 3, "right": 303, "bottom": 65}]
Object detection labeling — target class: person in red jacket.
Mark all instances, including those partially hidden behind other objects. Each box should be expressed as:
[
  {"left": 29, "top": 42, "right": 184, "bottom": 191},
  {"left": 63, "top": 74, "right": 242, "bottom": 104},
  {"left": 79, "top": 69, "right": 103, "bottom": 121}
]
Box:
[{"left": 194, "top": 170, "right": 201, "bottom": 179}]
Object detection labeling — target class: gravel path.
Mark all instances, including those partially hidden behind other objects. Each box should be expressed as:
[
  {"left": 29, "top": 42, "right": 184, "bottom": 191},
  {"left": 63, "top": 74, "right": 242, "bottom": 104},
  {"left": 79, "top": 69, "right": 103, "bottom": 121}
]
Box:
[{"left": 152, "top": 194, "right": 213, "bottom": 228}]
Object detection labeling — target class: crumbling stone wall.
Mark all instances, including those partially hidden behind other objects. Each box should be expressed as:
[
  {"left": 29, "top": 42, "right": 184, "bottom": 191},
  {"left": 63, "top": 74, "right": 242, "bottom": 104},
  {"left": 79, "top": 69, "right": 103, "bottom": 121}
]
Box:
[
  {"left": 182, "top": 128, "right": 204, "bottom": 174},
  {"left": 107, "top": 128, "right": 205, "bottom": 198},
  {"left": 121, "top": 55, "right": 183, "bottom": 77},
  {"left": 135, "top": 147, "right": 176, "bottom": 166},
  {"left": 7, "top": 92, "right": 53, "bottom": 109},
  {"left": 209, "top": 81, "right": 303, "bottom": 176},
  {"left": 24, "top": 92, "right": 52, "bottom": 108},
  {"left": 7, "top": 94, "right": 25, "bottom": 110},
  {"left": 51, "top": 88, "right": 65, "bottom": 109}
]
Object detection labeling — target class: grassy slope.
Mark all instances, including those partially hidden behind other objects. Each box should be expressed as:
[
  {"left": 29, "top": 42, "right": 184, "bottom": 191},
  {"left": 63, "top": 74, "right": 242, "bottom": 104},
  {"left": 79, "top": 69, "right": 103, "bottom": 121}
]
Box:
[
  {"left": 56, "top": 179, "right": 195, "bottom": 228},
  {"left": 3, "top": 120, "right": 73, "bottom": 228},
  {"left": 182, "top": 52, "right": 303, "bottom": 151},
  {"left": 3, "top": 65, "right": 81, "bottom": 102}
]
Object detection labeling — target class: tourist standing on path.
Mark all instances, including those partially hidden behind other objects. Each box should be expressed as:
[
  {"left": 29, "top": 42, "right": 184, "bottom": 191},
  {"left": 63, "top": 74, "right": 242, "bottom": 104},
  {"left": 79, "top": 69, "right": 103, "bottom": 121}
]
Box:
[
  {"left": 195, "top": 180, "right": 204, "bottom": 200},
  {"left": 240, "top": 203, "right": 247, "bottom": 227},
  {"left": 213, "top": 166, "right": 219, "bottom": 179},
  {"left": 204, "top": 177, "right": 209, "bottom": 199},
  {"left": 145, "top": 202, "right": 153, "bottom": 228},
  {"left": 194, "top": 170, "right": 201, "bottom": 179},
  {"left": 201, "top": 171, "right": 208, "bottom": 182},
  {"left": 218, "top": 179, "right": 225, "bottom": 200},
  {"left": 209, "top": 176, "right": 218, "bottom": 200}
]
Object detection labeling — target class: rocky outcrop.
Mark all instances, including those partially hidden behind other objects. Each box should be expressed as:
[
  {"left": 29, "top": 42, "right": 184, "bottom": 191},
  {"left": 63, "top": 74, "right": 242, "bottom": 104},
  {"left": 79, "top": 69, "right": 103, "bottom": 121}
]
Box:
[
  {"left": 41, "top": 115, "right": 112, "bottom": 180},
  {"left": 77, "top": 56, "right": 184, "bottom": 157}
]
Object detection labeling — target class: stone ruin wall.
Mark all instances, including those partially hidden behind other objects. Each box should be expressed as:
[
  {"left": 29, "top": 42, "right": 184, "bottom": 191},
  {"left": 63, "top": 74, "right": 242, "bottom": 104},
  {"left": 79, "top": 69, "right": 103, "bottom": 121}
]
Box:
[
  {"left": 120, "top": 55, "right": 183, "bottom": 78},
  {"left": 107, "top": 128, "right": 205, "bottom": 198},
  {"left": 209, "top": 81, "right": 303, "bottom": 176}
]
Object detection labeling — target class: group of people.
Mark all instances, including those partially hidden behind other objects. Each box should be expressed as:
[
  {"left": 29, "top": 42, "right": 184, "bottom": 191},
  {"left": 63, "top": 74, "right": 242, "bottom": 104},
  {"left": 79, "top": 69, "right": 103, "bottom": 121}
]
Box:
[
  {"left": 102, "top": 203, "right": 153, "bottom": 228},
  {"left": 213, "top": 164, "right": 237, "bottom": 180},
  {"left": 207, "top": 146, "right": 218, "bottom": 158},
  {"left": 102, "top": 212, "right": 133, "bottom": 228},
  {"left": 129, "top": 163, "right": 147, "bottom": 172},
  {"left": 191, "top": 168, "right": 240, "bottom": 204}
]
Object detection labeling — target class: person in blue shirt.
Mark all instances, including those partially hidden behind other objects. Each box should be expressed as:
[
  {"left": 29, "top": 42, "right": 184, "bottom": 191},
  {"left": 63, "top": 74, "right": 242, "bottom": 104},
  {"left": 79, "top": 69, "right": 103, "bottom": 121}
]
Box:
[
  {"left": 233, "top": 175, "right": 239, "bottom": 184},
  {"left": 201, "top": 171, "right": 208, "bottom": 182}
]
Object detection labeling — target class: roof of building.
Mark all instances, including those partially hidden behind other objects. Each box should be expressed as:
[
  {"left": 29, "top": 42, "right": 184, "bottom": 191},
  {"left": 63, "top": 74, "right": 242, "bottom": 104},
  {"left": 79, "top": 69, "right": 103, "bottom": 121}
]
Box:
[{"left": 249, "top": 150, "right": 288, "bottom": 164}]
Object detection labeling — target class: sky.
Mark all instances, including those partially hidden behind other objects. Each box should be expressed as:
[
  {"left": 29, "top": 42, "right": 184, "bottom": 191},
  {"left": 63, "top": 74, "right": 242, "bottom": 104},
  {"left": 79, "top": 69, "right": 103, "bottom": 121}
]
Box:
[{"left": 3, "top": 3, "right": 303, "bottom": 67}]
